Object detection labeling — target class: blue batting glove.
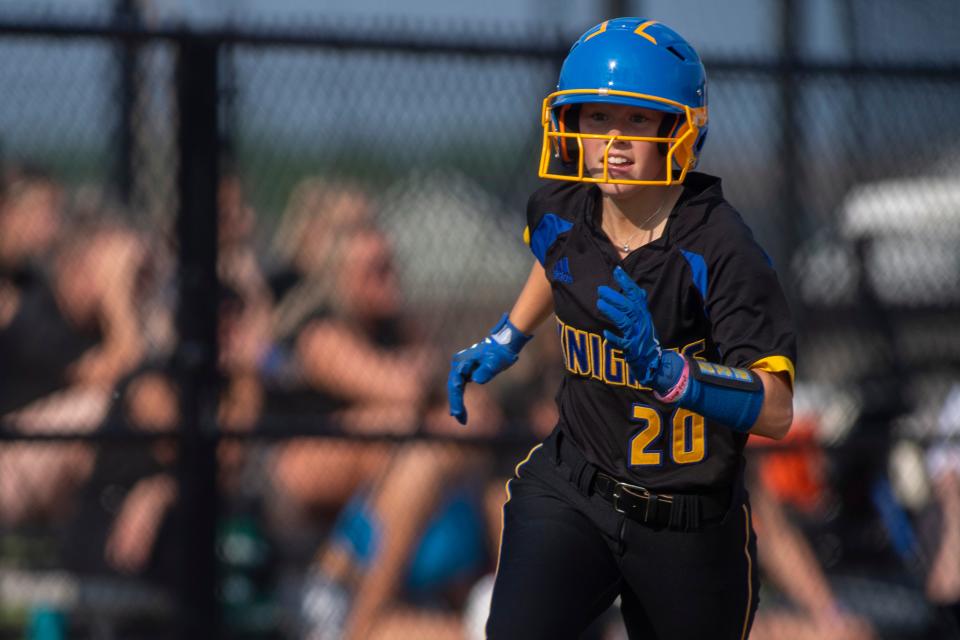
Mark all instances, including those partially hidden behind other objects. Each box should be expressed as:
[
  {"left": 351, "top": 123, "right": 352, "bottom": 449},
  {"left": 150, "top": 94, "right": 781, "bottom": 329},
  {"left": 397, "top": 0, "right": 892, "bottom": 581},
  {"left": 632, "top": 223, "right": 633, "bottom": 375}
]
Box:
[
  {"left": 596, "top": 266, "right": 682, "bottom": 394},
  {"left": 447, "top": 313, "right": 531, "bottom": 425}
]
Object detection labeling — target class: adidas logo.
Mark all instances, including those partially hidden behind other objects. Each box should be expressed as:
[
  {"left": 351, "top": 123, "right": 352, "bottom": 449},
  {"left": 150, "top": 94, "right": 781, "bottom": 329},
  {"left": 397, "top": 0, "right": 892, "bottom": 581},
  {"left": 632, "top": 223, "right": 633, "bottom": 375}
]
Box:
[{"left": 552, "top": 257, "right": 573, "bottom": 284}]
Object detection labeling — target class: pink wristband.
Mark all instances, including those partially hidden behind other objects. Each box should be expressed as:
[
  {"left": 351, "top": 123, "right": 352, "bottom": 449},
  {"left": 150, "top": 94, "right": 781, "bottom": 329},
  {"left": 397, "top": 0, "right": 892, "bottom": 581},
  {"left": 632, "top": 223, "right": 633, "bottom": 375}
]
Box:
[{"left": 654, "top": 357, "right": 690, "bottom": 403}]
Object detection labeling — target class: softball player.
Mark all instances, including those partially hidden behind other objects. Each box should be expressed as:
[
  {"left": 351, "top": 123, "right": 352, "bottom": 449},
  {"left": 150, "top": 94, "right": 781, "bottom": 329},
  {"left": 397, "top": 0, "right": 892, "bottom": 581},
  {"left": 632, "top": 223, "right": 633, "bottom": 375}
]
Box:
[{"left": 447, "top": 18, "right": 797, "bottom": 639}]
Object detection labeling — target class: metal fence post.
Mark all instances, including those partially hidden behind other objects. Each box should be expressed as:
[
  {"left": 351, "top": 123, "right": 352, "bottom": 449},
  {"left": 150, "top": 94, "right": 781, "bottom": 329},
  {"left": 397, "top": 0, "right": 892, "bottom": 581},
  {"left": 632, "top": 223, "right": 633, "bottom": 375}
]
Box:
[
  {"left": 779, "top": 0, "right": 802, "bottom": 272},
  {"left": 174, "top": 35, "right": 221, "bottom": 640},
  {"left": 113, "top": 0, "right": 139, "bottom": 207}
]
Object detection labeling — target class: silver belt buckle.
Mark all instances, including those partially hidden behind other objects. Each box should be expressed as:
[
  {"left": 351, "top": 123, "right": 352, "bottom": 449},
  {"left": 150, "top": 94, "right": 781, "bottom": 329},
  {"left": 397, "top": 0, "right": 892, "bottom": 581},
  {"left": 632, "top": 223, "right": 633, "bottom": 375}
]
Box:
[
  {"left": 611, "top": 485, "right": 625, "bottom": 514},
  {"left": 612, "top": 481, "right": 649, "bottom": 516},
  {"left": 617, "top": 482, "right": 673, "bottom": 522}
]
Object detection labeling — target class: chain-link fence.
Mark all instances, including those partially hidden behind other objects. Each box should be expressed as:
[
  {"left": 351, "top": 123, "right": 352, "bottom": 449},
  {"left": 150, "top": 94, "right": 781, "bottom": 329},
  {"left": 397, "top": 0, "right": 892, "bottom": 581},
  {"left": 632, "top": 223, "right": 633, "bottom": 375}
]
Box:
[{"left": 1, "top": 4, "right": 959, "bottom": 639}]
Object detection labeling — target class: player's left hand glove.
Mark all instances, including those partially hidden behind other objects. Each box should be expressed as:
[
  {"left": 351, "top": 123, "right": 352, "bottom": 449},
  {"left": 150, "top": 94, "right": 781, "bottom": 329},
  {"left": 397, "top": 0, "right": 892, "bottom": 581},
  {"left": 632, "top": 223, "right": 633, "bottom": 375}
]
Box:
[
  {"left": 447, "top": 313, "right": 532, "bottom": 425},
  {"left": 596, "top": 266, "right": 684, "bottom": 395}
]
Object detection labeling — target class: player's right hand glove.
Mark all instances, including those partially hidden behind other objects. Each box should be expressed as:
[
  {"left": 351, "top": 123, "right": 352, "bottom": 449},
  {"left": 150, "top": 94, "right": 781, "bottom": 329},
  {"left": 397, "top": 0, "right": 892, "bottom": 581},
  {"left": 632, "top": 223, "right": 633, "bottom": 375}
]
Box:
[{"left": 447, "top": 313, "right": 531, "bottom": 425}]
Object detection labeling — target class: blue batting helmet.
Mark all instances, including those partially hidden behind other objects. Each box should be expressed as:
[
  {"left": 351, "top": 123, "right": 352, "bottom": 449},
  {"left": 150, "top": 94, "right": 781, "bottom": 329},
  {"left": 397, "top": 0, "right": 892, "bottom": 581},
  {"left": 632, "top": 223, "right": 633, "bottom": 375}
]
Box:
[{"left": 539, "top": 18, "right": 709, "bottom": 185}]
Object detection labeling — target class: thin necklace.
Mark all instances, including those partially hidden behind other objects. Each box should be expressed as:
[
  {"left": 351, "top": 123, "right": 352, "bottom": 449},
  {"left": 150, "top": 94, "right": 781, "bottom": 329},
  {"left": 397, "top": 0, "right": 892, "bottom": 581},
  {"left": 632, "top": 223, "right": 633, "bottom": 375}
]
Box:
[{"left": 607, "top": 190, "right": 669, "bottom": 253}]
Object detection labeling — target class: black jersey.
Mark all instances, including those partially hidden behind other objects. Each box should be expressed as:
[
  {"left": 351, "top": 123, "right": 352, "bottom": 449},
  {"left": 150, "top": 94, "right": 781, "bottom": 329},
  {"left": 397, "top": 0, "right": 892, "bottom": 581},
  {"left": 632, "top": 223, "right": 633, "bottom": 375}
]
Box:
[{"left": 524, "top": 172, "right": 797, "bottom": 493}]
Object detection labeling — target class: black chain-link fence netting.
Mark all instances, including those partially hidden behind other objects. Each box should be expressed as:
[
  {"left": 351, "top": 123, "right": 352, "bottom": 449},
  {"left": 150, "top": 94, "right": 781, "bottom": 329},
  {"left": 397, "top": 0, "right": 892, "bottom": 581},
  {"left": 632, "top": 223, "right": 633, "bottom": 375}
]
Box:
[
  {"left": 0, "top": 33, "right": 183, "bottom": 639},
  {"left": 1, "top": 5, "right": 960, "bottom": 639}
]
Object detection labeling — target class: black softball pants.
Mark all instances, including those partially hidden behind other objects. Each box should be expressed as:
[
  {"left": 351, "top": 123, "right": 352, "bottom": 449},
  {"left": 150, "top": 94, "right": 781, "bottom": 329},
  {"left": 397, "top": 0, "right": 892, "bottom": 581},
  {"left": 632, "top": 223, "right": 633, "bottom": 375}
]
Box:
[{"left": 486, "top": 429, "right": 759, "bottom": 640}]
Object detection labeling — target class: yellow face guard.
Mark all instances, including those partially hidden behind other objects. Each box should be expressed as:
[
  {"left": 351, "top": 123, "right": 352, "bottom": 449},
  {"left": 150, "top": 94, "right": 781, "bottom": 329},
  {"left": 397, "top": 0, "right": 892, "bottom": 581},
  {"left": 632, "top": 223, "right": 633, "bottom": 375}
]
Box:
[{"left": 538, "top": 88, "right": 708, "bottom": 186}]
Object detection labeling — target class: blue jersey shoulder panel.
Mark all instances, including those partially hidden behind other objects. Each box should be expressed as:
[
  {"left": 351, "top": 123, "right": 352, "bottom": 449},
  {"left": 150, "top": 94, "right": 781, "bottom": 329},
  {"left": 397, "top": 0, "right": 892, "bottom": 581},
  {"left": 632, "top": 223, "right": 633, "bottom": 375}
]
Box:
[
  {"left": 679, "top": 249, "right": 708, "bottom": 314},
  {"left": 530, "top": 212, "right": 574, "bottom": 266}
]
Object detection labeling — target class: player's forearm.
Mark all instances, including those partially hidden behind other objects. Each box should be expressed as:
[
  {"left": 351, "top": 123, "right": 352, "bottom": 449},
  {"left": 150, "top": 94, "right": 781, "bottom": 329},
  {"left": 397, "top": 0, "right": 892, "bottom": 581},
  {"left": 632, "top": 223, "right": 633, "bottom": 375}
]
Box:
[
  {"left": 448, "top": 261, "right": 551, "bottom": 425},
  {"left": 748, "top": 370, "right": 793, "bottom": 440},
  {"left": 647, "top": 353, "right": 794, "bottom": 437},
  {"left": 508, "top": 261, "right": 554, "bottom": 335}
]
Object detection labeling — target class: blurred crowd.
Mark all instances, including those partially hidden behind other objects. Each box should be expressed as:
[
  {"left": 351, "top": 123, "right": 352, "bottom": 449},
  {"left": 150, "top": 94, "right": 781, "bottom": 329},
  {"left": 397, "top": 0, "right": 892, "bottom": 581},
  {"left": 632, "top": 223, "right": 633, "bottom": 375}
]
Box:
[{"left": 1, "top": 163, "right": 959, "bottom": 640}]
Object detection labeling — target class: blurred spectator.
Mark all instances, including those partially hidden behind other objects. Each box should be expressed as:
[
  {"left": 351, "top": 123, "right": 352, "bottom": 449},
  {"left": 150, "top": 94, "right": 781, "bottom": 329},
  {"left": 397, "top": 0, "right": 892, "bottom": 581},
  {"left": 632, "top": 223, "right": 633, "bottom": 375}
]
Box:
[
  {"left": 1, "top": 214, "right": 151, "bottom": 526},
  {"left": 745, "top": 386, "right": 946, "bottom": 639},
  {"left": 260, "top": 184, "right": 508, "bottom": 638},
  {"left": 299, "top": 442, "right": 486, "bottom": 640},
  {"left": 0, "top": 166, "right": 69, "bottom": 415},
  {"left": 218, "top": 174, "right": 274, "bottom": 378},
  {"left": 924, "top": 469, "right": 960, "bottom": 624},
  {"left": 55, "top": 223, "right": 148, "bottom": 386},
  {"left": 307, "top": 392, "right": 503, "bottom": 640},
  {"left": 1, "top": 219, "right": 149, "bottom": 413},
  {"left": 219, "top": 174, "right": 272, "bottom": 293},
  {"left": 920, "top": 384, "right": 960, "bottom": 623},
  {"left": 0, "top": 165, "right": 62, "bottom": 277},
  {"left": 261, "top": 179, "right": 385, "bottom": 419},
  {"left": 60, "top": 362, "right": 181, "bottom": 585},
  {"left": 268, "top": 220, "right": 439, "bottom": 522},
  {"left": 264, "top": 183, "right": 438, "bottom": 434},
  {"left": 0, "top": 167, "right": 263, "bottom": 588},
  {"left": 268, "top": 177, "right": 373, "bottom": 339},
  {"left": 59, "top": 284, "right": 264, "bottom": 589},
  {"left": 294, "top": 224, "right": 438, "bottom": 429},
  {"left": 750, "top": 478, "right": 877, "bottom": 640}
]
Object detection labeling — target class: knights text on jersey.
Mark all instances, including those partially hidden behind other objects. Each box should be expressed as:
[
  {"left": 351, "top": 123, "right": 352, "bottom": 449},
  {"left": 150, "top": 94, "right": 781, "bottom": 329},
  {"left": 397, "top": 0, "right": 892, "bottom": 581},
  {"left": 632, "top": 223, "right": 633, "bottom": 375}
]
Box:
[{"left": 524, "top": 172, "right": 797, "bottom": 493}]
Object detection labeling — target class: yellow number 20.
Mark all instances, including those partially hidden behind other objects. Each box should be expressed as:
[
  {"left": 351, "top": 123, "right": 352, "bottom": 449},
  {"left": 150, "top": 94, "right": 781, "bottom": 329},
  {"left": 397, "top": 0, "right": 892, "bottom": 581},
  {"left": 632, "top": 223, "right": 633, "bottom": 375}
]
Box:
[{"left": 628, "top": 404, "right": 706, "bottom": 467}]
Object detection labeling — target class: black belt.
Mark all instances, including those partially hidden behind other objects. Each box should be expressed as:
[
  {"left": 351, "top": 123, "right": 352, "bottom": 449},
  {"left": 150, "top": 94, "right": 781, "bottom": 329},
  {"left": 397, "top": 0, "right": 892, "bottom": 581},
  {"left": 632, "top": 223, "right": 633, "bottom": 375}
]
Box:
[
  {"left": 553, "top": 430, "right": 732, "bottom": 530},
  {"left": 590, "top": 471, "right": 727, "bottom": 529}
]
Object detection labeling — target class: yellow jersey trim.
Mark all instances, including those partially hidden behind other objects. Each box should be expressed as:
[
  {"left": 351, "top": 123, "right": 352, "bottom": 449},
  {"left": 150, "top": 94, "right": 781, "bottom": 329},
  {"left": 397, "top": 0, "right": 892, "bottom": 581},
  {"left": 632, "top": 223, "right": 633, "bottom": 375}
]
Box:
[
  {"left": 750, "top": 355, "right": 795, "bottom": 389},
  {"left": 523, "top": 225, "right": 531, "bottom": 246},
  {"left": 494, "top": 443, "right": 543, "bottom": 577},
  {"left": 739, "top": 503, "right": 754, "bottom": 640}
]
